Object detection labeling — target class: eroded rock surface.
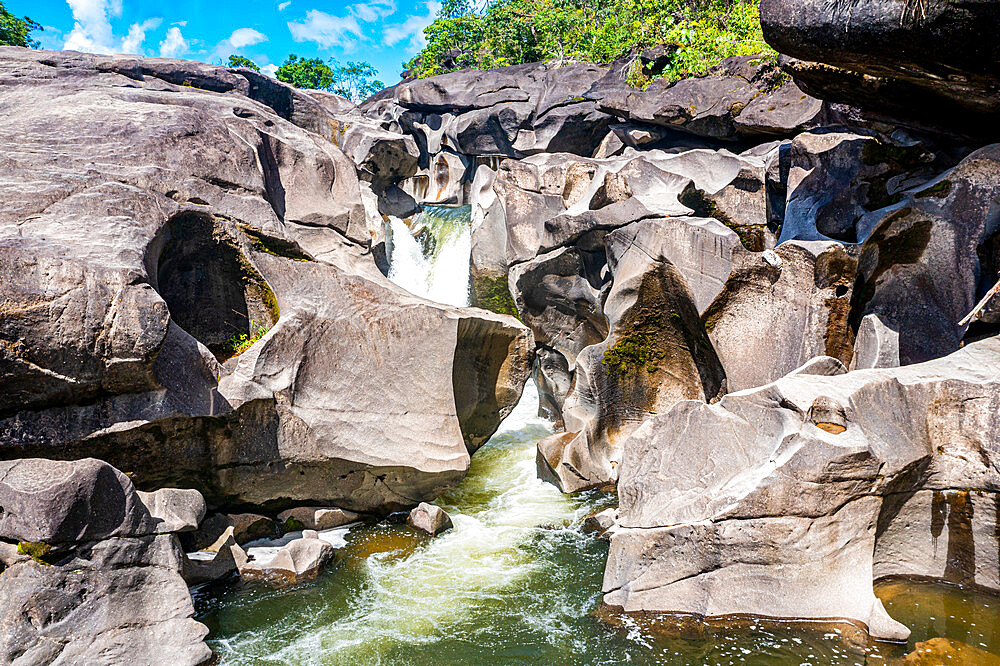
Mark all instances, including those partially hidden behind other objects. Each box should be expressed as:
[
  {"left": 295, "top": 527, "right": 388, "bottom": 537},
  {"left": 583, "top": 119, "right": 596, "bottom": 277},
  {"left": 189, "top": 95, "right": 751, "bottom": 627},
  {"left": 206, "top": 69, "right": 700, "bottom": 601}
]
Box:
[{"left": 605, "top": 338, "right": 1000, "bottom": 640}]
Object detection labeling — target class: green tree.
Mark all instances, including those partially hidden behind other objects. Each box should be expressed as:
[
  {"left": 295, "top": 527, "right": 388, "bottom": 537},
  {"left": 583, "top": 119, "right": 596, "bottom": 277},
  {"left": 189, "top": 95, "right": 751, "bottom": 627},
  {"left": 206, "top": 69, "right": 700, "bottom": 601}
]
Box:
[
  {"left": 406, "top": 0, "right": 773, "bottom": 84},
  {"left": 0, "top": 1, "right": 41, "bottom": 48},
  {"left": 329, "top": 60, "right": 384, "bottom": 102},
  {"left": 227, "top": 54, "right": 260, "bottom": 72},
  {"left": 276, "top": 54, "right": 336, "bottom": 90},
  {"left": 276, "top": 55, "right": 384, "bottom": 102}
]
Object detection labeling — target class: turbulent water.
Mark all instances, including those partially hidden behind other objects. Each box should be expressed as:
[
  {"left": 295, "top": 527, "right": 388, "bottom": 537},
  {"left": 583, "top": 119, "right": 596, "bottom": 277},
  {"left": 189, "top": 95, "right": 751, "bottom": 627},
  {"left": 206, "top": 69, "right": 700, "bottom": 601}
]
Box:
[
  {"left": 196, "top": 383, "right": 1000, "bottom": 665},
  {"left": 386, "top": 205, "right": 472, "bottom": 307}
]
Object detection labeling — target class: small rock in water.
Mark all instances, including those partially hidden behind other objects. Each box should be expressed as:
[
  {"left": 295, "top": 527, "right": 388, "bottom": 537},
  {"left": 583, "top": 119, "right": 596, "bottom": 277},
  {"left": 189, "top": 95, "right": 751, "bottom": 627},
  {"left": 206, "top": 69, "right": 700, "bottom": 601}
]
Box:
[
  {"left": 238, "top": 534, "right": 335, "bottom": 585},
  {"left": 278, "top": 506, "right": 360, "bottom": 532},
  {"left": 407, "top": 502, "right": 454, "bottom": 536},
  {"left": 903, "top": 637, "right": 1000, "bottom": 665},
  {"left": 583, "top": 508, "right": 618, "bottom": 539}
]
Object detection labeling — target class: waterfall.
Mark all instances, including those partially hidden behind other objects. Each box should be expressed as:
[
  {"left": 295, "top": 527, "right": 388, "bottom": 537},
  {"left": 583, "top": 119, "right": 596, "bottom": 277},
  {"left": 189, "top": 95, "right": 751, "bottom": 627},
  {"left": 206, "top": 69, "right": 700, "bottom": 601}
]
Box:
[{"left": 386, "top": 205, "right": 472, "bottom": 307}]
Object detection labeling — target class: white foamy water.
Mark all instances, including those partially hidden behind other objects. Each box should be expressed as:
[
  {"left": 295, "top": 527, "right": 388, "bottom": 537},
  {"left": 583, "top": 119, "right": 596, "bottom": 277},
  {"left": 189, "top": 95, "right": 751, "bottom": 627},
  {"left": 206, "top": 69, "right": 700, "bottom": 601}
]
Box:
[{"left": 386, "top": 205, "right": 472, "bottom": 307}]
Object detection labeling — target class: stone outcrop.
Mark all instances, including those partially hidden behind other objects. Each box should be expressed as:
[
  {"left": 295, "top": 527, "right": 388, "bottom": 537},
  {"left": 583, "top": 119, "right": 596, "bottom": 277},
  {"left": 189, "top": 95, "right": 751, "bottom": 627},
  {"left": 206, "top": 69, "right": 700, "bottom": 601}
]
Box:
[
  {"left": 0, "top": 47, "right": 533, "bottom": 514},
  {"left": 760, "top": 0, "right": 1000, "bottom": 133},
  {"left": 0, "top": 458, "right": 211, "bottom": 663},
  {"left": 605, "top": 337, "right": 1000, "bottom": 640}
]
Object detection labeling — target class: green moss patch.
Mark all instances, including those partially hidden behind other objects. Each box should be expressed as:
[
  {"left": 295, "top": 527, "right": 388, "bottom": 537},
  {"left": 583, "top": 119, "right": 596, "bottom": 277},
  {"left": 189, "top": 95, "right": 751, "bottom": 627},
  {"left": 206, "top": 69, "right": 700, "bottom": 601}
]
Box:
[
  {"left": 470, "top": 272, "right": 520, "bottom": 320},
  {"left": 18, "top": 541, "right": 52, "bottom": 565},
  {"left": 679, "top": 184, "right": 766, "bottom": 252},
  {"left": 239, "top": 225, "right": 314, "bottom": 261},
  {"left": 915, "top": 179, "right": 953, "bottom": 199}
]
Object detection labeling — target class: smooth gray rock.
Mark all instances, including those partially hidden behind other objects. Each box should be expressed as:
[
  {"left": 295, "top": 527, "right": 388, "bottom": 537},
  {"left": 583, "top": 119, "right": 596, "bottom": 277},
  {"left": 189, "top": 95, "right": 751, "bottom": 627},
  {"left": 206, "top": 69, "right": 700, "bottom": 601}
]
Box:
[
  {"left": 0, "top": 458, "right": 153, "bottom": 544},
  {"left": 606, "top": 336, "right": 1000, "bottom": 640},
  {"left": 137, "top": 488, "right": 206, "bottom": 534},
  {"left": 407, "top": 502, "right": 454, "bottom": 536},
  {"left": 278, "top": 506, "right": 360, "bottom": 532},
  {"left": 0, "top": 48, "right": 534, "bottom": 514},
  {"left": 850, "top": 313, "right": 900, "bottom": 370},
  {"left": 850, "top": 144, "right": 1000, "bottom": 365},
  {"left": 183, "top": 532, "right": 245, "bottom": 586},
  {"left": 240, "top": 534, "right": 335, "bottom": 583}
]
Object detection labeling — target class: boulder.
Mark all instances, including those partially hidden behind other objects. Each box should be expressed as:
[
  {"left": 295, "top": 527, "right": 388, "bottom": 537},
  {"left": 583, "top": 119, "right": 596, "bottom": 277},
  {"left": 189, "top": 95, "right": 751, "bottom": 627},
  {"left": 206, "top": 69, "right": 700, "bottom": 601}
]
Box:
[
  {"left": 605, "top": 336, "right": 1000, "bottom": 640},
  {"left": 183, "top": 531, "right": 244, "bottom": 585},
  {"left": 850, "top": 144, "right": 1000, "bottom": 364},
  {"left": 180, "top": 512, "right": 277, "bottom": 551},
  {"left": 703, "top": 241, "right": 857, "bottom": 391},
  {"left": 407, "top": 502, "right": 454, "bottom": 536},
  {"left": 0, "top": 48, "right": 534, "bottom": 514},
  {"left": 137, "top": 488, "right": 206, "bottom": 534},
  {"left": 591, "top": 55, "right": 823, "bottom": 141},
  {"left": 0, "top": 458, "right": 153, "bottom": 544},
  {"left": 582, "top": 508, "right": 617, "bottom": 539},
  {"left": 278, "top": 506, "right": 360, "bottom": 532},
  {"left": 239, "top": 533, "right": 335, "bottom": 583},
  {"left": 760, "top": 0, "right": 1000, "bottom": 132},
  {"left": 0, "top": 456, "right": 210, "bottom": 663}
]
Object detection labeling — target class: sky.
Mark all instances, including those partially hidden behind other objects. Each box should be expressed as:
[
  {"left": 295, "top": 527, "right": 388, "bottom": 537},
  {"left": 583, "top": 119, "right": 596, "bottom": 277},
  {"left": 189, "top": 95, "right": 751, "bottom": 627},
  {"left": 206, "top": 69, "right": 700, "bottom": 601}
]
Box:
[{"left": 12, "top": 0, "right": 443, "bottom": 82}]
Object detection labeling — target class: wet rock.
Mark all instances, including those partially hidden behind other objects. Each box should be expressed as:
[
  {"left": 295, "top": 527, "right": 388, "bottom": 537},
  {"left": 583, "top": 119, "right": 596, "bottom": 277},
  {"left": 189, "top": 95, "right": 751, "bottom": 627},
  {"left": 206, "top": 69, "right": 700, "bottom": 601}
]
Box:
[
  {"left": 278, "top": 506, "right": 360, "bottom": 532},
  {"left": 0, "top": 48, "right": 534, "bottom": 515},
  {"left": 407, "top": 502, "right": 454, "bottom": 536},
  {"left": 583, "top": 508, "right": 617, "bottom": 539},
  {"left": 903, "top": 637, "right": 1000, "bottom": 665},
  {"left": 241, "top": 533, "right": 335, "bottom": 583},
  {"left": 606, "top": 335, "right": 1000, "bottom": 640},
  {"left": 760, "top": 0, "right": 1000, "bottom": 133},
  {"left": 181, "top": 512, "right": 277, "bottom": 551},
  {"left": 183, "top": 531, "right": 245, "bottom": 585}
]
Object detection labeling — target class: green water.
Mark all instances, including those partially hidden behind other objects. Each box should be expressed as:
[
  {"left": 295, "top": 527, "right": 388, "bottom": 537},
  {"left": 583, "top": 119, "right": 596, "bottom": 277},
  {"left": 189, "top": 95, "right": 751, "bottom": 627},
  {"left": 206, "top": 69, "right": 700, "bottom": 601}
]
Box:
[{"left": 196, "top": 386, "right": 1000, "bottom": 665}]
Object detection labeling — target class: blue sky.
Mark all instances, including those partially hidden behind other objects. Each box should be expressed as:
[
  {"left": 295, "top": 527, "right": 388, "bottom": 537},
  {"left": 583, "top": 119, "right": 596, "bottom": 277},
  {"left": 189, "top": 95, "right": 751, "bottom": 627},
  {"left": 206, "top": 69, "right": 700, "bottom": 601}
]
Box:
[{"left": 13, "top": 0, "right": 442, "bottom": 82}]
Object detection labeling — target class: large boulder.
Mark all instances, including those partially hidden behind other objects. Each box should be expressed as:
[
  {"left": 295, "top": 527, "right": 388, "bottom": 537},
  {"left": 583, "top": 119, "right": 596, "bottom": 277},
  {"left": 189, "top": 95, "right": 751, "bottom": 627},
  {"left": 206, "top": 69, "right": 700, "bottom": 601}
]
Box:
[
  {"left": 605, "top": 336, "right": 1000, "bottom": 640},
  {"left": 0, "top": 48, "right": 533, "bottom": 514},
  {"left": 760, "top": 0, "right": 1000, "bottom": 133},
  {"left": 0, "top": 458, "right": 210, "bottom": 663}
]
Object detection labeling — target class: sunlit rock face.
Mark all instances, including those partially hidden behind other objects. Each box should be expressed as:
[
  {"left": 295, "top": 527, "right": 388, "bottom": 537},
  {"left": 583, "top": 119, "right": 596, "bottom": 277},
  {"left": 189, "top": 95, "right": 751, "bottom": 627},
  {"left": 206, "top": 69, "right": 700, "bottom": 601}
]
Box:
[
  {"left": 605, "top": 337, "right": 1000, "bottom": 641},
  {"left": 0, "top": 47, "right": 533, "bottom": 514}
]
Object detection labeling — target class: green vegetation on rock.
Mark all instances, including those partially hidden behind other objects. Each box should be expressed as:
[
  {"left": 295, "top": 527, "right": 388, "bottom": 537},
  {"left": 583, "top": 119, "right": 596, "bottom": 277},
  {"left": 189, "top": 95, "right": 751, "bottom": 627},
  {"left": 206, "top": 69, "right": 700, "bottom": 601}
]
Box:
[
  {"left": 407, "top": 0, "right": 772, "bottom": 83},
  {"left": 0, "top": 1, "right": 40, "bottom": 48},
  {"left": 602, "top": 304, "right": 668, "bottom": 376},
  {"left": 471, "top": 273, "right": 520, "bottom": 319},
  {"left": 17, "top": 541, "right": 51, "bottom": 564},
  {"left": 228, "top": 319, "right": 269, "bottom": 356}
]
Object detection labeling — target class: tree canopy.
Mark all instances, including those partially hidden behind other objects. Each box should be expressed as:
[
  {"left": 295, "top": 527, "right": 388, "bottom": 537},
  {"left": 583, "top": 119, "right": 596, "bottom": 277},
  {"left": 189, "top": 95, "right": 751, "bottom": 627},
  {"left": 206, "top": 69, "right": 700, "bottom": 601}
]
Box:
[
  {"left": 228, "top": 55, "right": 260, "bottom": 72},
  {"left": 406, "top": 0, "right": 773, "bottom": 85},
  {"left": 0, "top": 1, "right": 41, "bottom": 48},
  {"left": 276, "top": 55, "right": 384, "bottom": 102}
]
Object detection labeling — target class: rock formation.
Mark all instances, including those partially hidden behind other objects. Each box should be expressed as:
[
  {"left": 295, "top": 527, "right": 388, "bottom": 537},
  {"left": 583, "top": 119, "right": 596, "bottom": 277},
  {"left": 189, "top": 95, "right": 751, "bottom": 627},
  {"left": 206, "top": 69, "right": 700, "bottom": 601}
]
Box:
[{"left": 0, "top": 47, "right": 533, "bottom": 514}]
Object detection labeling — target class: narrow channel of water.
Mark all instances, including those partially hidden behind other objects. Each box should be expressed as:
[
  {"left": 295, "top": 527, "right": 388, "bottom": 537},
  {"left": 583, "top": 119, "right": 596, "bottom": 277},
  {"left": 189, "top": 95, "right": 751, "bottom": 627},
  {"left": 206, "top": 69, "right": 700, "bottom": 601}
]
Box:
[{"left": 195, "top": 382, "right": 1000, "bottom": 665}]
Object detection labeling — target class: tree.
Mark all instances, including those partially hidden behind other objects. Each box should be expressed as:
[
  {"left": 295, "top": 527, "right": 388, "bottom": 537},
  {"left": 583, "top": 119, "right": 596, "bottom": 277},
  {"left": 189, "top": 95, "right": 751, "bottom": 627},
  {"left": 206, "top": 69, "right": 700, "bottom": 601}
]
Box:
[
  {"left": 275, "top": 54, "right": 384, "bottom": 102},
  {"left": 0, "top": 1, "right": 41, "bottom": 48},
  {"left": 329, "top": 60, "right": 384, "bottom": 102},
  {"left": 276, "top": 54, "right": 336, "bottom": 90},
  {"left": 227, "top": 55, "right": 260, "bottom": 72}
]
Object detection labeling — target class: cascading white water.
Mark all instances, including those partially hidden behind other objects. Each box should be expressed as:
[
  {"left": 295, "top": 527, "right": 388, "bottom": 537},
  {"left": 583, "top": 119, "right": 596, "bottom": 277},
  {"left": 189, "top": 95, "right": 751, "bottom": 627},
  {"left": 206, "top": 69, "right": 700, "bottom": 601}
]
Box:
[{"left": 386, "top": 205, "right": 472, "bottom": 308}]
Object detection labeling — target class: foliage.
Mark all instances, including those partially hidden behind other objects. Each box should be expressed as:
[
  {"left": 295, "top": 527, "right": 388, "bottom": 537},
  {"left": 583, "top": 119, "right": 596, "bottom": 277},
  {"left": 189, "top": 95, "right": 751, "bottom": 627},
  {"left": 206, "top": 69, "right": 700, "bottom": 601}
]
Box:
[
  {"left": 228, "top": 320, "right": 269, "bottom": 356},
  {"left": 406, "top": 0, "right": 773, "bottom": 84},
  {"left": 602, "top": 329, "right": 666, "bottom": 375},
  {"left": 276, "top": 54, "right": 384, "bottom": 102},
  {"left": 0, "top": 1, "right": 41, "bottom": 48},
  {"left": 228, "top": 55, "right": 260, "bottom": 72},
  {"left": 470, "top": 273, "right": 520, "bottom": 319},
  {"left": 18, "top": 541, "right": 52, "bottom": 564}
]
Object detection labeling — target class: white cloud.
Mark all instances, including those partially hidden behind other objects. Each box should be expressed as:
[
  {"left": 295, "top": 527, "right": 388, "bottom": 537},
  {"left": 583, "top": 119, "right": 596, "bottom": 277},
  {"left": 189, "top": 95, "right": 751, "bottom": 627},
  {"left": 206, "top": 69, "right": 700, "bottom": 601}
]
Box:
[
  {"left": 288, "top": 10, "right": 364, "bottom": 50},
  {"left": 121, "top": 17, "right": 162, "bottom": 55},
  {"left": 382, "top": 1, "right": 440, "bottom": 52},
  {"left": 63, "top": 0, "right": 120, "bottom": 53},
  {"left": 261, "top": 63, "right": 279, "bottom": 76},
  {"left": 173, "top": 20, "right": 187, "bottom": 27},
  {"left": 228, "top": 28, "right": 268, "bottom": 49},
  {"left": 159, "top": 26, "right": 189, "bottom": 58},
  {"left": 278, "top": 1, "right": 291, "bottom": 10},
  {"left": 210, "top": 27, "right": 268, "bottom": 60},
  {"left": 351, "top": 0, "right": 396, "bottom": 22}
]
